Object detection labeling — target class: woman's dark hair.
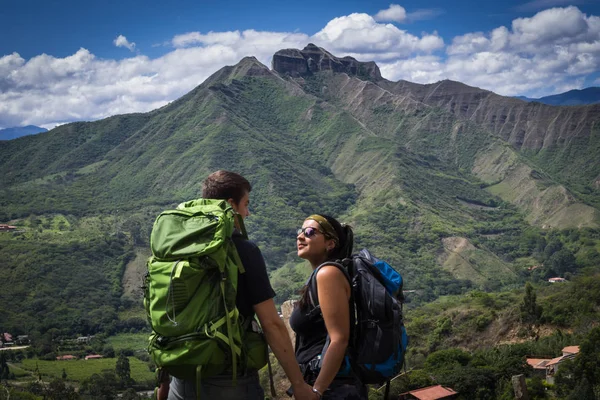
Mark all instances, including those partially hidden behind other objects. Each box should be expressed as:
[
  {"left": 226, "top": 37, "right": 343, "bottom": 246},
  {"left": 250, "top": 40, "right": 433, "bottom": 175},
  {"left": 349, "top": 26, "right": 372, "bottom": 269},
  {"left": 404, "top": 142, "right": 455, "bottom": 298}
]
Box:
[
  {"left": 319, "top": 214, "right": 353, "bottom": 261},
  {"left": 297, "top": 214, "right": 354, "bottom": 310}
]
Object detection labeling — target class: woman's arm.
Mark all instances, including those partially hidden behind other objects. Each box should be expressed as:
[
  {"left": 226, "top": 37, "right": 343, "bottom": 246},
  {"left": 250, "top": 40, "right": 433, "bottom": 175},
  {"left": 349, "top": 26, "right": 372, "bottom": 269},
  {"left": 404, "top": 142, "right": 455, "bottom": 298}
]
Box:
[
  {"left": 254, "top": 298, "right": 317, "bottom": 400},
  {"left": 312, "top": 265, "right": 351, "bottom": 395}
]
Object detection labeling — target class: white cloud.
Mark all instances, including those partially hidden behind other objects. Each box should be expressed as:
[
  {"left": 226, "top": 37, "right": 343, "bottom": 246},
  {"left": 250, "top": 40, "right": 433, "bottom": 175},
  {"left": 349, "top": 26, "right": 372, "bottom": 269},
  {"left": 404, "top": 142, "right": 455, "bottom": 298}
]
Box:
[
  {"left": 0, "top": 31, "right": 310, "bottom": 128},
  {"left": 313, "top": 13, "right": 444, "bottom": 60},
  {"left": 173, "top": 31, "right": 242, "bottom": 48},
  {"left": 514, "top": 0, "right": 584, "bottom": 13},
  {"left": 2, "top": 6, "right": 600, "bottom": 129},
  {"left": 374, "top": 4, "right": 407, "bottom": 22},
  {"left": 379, "top": 55, "right": 446, "bottom": 83},
  {"left": 437, "top": 6, "right": 600, "bottom": 96},
  {"left": 373, "top": 4, "right": 443, "bottom": 23},
  {"left": 114, "top": 35, "right": 136, "bottom": 51},
  {"left": 406, "top": 8, "right": 444, "bottom": 22}
]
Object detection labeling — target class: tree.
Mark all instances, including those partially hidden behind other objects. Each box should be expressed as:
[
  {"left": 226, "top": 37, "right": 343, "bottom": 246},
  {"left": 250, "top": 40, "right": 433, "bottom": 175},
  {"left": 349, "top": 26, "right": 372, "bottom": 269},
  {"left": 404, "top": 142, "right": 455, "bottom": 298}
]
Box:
[
  {"left": 102, "top": 345, "right": 115, "bottom": 358},
  {"left": 528, "top": 376, "right": 546, "bottom": 399},
  {"left": 566, "top": 377, "right": 596, "bottom": 400},
  {"left": 543, "top": 238, "right": 562, "bottom": 261},
  {"left": 0, "top": 354, "right": 9, "bottom": 382},
  {"left": 554, "top": 358, "right": 577, "bottom": 398},
  {"left": 388, "top": 369, "right": 434, "bottom": 397},
  {"left": 435, "top": 366, "right": 496, "bottom": 400},
  {"left": 115, "top": 352, "right": 132, "bottom": 388},
  {"left": 62, "top": 368, "right": 67, "bottom": 380},
  {"left": 80, "top": 370, "right": 118, "bottom": 400},
  {"left": 424, "top": 348, "right": 471, "bottom": 371},
  {"left": 546, "top": 249, "right": 576, "bottom": 276},
  {"left": 575, "top": 326, "right": 600, "bottom": 386},
  {"left": 46, "top": 378, "right": 80, "bottom": 400},
  {"left": 121, "top": 388, "right": 141, "bottom": 400},
  {"left": 520, "top": 283, "right": 542, "bottom": 324}
]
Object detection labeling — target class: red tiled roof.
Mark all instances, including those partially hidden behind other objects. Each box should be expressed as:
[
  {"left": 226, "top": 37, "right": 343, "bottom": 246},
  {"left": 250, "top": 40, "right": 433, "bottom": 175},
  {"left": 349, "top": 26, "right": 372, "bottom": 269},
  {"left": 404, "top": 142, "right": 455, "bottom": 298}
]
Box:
[
  {"left": 562, "top": 346, "right": 579, "bottom": 354},
  {"left": 85, "top": 354, "right": 103, "bottom": 360},
  {"left": 526, "top": 358, "right": 551, "bottom": 369},
  {"left": 546, "top": 356, "right": 565, "bottom": 367},
  {"left": 56, "top": 355, "right": 76, "bottom": 360},
  {"left": 404, "top": 385, "right": 458, "bottom": 400}
]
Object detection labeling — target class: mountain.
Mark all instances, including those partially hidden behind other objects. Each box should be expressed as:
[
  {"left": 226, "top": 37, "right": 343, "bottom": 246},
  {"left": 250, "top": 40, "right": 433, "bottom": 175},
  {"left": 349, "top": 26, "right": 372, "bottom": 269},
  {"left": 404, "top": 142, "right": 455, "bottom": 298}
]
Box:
[
  {"left": 1, "top": 44, "right": 599, "bottom": 338},
  {"left": 515, "top": 87, "right": 600, "bottom": 106},
  {"left": 0, "top": 125, "right": 47, "bottom": 140}
]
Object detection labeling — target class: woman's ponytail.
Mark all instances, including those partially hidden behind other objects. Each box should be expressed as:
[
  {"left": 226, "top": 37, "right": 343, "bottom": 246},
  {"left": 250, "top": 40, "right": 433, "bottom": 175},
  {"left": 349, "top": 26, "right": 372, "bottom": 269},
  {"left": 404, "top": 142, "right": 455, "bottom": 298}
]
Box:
[{"left": 339, "top": 223, "right": 354, "bottom": 260}]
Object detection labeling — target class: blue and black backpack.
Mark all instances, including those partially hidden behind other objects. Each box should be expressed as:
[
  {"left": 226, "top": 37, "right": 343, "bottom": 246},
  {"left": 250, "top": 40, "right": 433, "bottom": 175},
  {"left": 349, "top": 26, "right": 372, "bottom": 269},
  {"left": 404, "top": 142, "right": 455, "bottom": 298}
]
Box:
[{"left": 307, "top": 249, "right": 408, "bottom": 389}]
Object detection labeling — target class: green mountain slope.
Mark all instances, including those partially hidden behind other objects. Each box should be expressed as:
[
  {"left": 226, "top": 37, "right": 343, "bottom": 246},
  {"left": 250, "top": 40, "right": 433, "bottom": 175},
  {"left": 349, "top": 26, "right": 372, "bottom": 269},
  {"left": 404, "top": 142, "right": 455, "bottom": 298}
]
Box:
[{"left": 1, "top": 46, "right": 599, "bottom": 338}]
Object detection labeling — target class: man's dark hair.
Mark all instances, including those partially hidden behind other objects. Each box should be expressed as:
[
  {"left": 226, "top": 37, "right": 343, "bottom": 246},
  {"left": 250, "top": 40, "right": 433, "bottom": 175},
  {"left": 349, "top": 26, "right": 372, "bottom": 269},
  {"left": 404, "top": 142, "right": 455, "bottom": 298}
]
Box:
[{"left": 202, "top": 170, "right": 252, "bottom": 204}]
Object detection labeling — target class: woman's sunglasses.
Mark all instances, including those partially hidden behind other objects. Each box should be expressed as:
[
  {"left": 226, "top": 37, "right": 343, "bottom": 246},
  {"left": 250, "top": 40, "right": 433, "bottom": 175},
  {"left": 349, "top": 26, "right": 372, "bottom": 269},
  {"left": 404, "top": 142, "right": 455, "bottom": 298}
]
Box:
[{"left": 296, "top": 227, "right": 323, "bottom": 238}]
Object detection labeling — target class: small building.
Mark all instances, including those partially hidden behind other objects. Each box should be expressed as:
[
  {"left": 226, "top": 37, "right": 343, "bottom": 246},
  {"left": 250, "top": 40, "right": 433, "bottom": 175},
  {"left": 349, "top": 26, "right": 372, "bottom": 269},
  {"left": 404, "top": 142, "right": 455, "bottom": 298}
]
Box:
[
  {"left": 0, "top": 225, "right": 17, "bottom": 232},
  {"left": 85, "top": 354, "right": 103, "bottom": 360},
  {"left": 399, "top": 385, "right": 459, "bottom": 400},
  {"left": 16, "top": 335, "right": 29, "bottom": 345},
  {"left": 2, "top": 333, "right": 13, "bottom": 342},
  {"left": 56, "top": 355, "right": 77, "bottom": 360},
  {"left": 526, "top": 358, "right": 552, "bottom": 377},
  {"left": 77, "top": 335, "right": 94, "bottom": 344},
  {"left": 548, "top": 277, "right": 566, "bottom": 283},
  {"left": 546, "top": 345, "right": 580, "bottom": 384},
  {"left": 562, "top": 346, "right": 579, "bottom": 356}
]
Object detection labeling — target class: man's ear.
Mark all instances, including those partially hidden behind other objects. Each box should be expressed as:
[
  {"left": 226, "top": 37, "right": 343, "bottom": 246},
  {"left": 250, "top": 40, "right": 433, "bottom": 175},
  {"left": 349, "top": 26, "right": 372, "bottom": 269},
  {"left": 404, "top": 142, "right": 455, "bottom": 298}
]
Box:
[{"left": 227, "top": 198, "right": 237, "bottom": 212}]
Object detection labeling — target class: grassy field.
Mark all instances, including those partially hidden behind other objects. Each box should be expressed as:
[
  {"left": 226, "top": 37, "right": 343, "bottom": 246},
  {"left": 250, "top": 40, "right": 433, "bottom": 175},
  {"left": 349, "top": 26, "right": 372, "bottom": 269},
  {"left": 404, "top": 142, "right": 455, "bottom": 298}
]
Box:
[
  {"left": 18, "top": 357, "right": 154, "bottom": 383},
  {"left": 106, "top": 333, "right": 150, "bottom": 353}
]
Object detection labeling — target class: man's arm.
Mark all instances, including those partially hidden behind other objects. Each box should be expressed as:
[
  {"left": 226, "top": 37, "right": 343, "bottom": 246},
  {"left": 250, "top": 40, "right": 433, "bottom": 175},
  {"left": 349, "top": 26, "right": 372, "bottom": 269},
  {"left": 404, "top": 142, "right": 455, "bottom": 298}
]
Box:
[{"left": 254, "top": 299, "right": 317, "bottom": 400}]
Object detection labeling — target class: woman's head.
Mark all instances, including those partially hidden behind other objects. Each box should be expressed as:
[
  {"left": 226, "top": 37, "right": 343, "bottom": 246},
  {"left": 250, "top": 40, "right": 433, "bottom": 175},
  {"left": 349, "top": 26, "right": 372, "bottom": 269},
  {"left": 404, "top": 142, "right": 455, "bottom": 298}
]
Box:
[{"left": 297, "top": 214, "right": 353, "bottom": 267}]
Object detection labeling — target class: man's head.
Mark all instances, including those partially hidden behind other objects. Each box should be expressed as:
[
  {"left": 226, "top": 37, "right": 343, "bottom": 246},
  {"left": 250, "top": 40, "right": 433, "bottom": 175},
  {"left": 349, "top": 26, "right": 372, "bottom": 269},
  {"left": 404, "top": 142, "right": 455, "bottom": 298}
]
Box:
[{"left": 202, "top": 170, "right": 252, "bottom": 219}]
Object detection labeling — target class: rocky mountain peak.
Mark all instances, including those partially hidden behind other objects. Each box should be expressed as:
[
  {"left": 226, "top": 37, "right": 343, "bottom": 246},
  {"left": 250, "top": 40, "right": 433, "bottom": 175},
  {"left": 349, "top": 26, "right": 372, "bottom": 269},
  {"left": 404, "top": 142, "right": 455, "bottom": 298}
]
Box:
[{"left": 272, "top": 43, "right": 381, "bottom": 80}]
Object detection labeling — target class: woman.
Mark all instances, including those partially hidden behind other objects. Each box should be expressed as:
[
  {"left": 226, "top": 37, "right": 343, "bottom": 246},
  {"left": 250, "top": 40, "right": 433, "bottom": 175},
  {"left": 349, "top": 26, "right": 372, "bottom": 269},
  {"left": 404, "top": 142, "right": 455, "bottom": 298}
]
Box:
[{"left": 289, "top": 214, "right": 368, "bottom": 400}]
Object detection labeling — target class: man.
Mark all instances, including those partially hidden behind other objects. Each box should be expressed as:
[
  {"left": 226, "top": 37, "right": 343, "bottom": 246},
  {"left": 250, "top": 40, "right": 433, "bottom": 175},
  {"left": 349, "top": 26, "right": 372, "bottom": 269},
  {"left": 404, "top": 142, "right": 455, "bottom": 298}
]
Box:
[{"left": 163, "top": 170, "right": 316, "bottom": 400}]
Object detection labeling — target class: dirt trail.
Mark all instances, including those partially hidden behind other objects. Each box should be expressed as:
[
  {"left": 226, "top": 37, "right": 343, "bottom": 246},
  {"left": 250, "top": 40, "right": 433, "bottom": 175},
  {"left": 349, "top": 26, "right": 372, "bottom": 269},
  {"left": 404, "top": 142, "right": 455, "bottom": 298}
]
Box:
[{"left": 122, "top": 248, "right": 150, "bottom": 300}]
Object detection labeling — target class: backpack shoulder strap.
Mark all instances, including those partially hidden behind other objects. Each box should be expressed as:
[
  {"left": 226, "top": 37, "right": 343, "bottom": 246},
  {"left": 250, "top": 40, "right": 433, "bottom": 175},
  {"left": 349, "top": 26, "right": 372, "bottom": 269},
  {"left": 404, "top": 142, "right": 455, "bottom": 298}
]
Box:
[
  {"left": 306, "top": 259, "right": 355, "bottom": 375},
  {"left": 307, "top": 260, "right": 352, "bottom": 309}
]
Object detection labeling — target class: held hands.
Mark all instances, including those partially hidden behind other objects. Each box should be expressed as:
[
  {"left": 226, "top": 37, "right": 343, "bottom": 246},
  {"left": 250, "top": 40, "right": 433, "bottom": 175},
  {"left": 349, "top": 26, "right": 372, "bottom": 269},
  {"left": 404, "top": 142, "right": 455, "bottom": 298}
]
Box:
[
  {"left": 293, "top": 382, "right": 320, "bottom": 400},
  {"left": 156, "top": 382, "right": 169, "bottom": 400}
]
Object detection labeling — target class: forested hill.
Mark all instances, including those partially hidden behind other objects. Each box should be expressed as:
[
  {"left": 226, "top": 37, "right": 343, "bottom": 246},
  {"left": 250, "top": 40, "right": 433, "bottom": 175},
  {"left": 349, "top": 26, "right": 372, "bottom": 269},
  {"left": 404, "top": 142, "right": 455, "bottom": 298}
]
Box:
[
  {"left": 516, "top": 86, "right": 600, "bottom": 106},
  {"left": 1, "top": 44, "right": 599, "bottom": 346}
]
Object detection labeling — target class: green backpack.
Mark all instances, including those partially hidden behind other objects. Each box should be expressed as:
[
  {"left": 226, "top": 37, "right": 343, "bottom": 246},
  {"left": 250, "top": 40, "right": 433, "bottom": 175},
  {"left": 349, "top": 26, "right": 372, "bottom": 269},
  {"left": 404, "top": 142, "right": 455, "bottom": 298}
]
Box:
[{"left": 144, "top": 198, "right": 268, "bottom": 388}]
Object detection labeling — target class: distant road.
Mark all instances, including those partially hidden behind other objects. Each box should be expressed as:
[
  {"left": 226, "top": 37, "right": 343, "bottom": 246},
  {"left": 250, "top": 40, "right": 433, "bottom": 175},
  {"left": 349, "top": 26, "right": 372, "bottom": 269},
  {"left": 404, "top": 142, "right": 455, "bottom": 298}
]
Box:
[{"left": 0, "top": 345, "right": 30, "bottom": 351}]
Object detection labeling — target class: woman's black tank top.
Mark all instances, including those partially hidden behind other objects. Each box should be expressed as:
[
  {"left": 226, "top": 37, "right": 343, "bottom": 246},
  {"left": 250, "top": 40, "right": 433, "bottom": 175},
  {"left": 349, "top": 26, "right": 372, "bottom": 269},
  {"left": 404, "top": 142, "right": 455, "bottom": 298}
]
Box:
[{"left": 289, "top": 303, "right": 327, "bottom": 364}]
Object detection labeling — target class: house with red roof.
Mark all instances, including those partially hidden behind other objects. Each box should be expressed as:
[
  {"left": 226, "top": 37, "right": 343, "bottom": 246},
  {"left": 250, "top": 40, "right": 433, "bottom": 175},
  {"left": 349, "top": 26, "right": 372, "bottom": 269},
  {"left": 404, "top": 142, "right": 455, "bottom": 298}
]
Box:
[
  {"left": 548, "top": 277, "right": 566, "bottom": 283},
  {"left": 399, "top": 385, "right": 459, "bottom": 400},
  {"left": 56, "top": 355, "right": 77, "bottom": 360},
  {"left": 546, "top": 346, "right": 580, "bottom": 384},
  {"left": 85, "top": 354, "right": 103, "bottom": 360},
  {"left": 526, "top": 357, "right": 553, "bottom": 377},
  {"left": 1, "top": 333, "right": 14, "bottom": 347}
]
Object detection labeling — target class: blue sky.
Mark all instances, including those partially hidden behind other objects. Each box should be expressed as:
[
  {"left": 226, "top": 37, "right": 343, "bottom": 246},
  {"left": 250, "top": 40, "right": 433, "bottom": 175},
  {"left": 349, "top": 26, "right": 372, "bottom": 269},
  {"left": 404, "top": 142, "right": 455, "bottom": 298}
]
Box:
[{"left": 1, "top": 0, "right": 600, "bottom": 129}]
